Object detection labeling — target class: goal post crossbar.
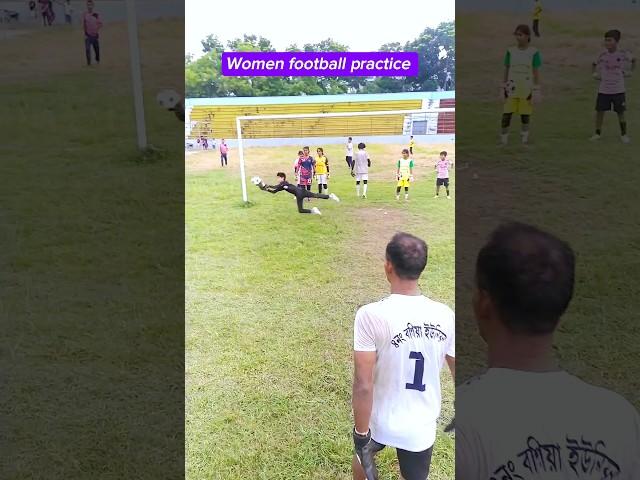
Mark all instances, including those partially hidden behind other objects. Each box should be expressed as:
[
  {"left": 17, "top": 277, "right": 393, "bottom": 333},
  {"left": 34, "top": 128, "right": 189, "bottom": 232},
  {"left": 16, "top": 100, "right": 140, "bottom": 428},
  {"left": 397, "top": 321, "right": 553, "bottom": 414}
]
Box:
[{"left": 236, "top": 107, "right": 455, "bottom": 203}]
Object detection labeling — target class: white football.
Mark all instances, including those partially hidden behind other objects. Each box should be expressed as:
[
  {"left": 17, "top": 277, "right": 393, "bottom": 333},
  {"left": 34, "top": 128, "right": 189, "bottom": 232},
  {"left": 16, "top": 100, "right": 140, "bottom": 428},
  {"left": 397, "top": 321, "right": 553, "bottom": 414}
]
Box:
[
  {"left": 156, "top": 89, "right": 180, "bottom": 109},
  {"left": 251, "top": 176, "right": 262, "bottom": 185}
]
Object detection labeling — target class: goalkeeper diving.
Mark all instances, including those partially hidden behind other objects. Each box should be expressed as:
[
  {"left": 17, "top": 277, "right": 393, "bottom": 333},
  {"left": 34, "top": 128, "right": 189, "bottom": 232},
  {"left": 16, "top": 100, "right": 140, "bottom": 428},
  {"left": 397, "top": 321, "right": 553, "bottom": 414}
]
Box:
[{"left": 252, "top": 172, "right": 340, "bottom": 215}]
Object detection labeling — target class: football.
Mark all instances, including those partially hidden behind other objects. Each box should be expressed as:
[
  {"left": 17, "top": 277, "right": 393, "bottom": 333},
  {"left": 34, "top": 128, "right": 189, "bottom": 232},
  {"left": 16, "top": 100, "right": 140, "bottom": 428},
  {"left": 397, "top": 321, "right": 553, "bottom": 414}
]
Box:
[
  {"left": 156, "top": 89, "right": 180, "bottom": 109},
  {"left": 504, "top": 80, "right": 516, "bottom": 98}
]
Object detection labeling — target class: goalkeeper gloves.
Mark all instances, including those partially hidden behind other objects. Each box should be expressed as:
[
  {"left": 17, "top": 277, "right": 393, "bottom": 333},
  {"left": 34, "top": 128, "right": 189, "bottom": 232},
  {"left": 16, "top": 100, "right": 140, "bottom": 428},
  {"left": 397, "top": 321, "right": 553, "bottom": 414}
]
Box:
[
  {"left": 351, "top": 171, "right": 356, "bottom": 177},
  {"left": 409, "top": 175, "right": 414, "bottom": 182},
  {"left": 353, "top": 428, "right": 378, "bottom": 480}
]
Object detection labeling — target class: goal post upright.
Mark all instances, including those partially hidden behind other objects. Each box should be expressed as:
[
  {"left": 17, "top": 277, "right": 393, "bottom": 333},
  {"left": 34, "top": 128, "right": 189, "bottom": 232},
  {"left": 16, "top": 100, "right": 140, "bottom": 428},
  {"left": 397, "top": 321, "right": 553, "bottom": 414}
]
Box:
[{"left": 235, "top": 107, "right": 455, "bottom": 203}]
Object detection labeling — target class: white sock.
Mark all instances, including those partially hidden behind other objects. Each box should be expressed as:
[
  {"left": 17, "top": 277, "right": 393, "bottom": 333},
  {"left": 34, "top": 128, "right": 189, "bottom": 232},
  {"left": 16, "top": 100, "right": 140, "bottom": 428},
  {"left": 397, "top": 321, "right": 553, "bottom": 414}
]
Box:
[
  {"left": 405, "top": 193, "right": 409, "bottom": 199},
  {"left": 521, "top": 130, "right": 529, "bottom": 142},
  {"left": 356, "top": 185, "right": 360, "bottom": 196},
  {"left": 363, "top": 184, "right": 368, "bottom": 196}
]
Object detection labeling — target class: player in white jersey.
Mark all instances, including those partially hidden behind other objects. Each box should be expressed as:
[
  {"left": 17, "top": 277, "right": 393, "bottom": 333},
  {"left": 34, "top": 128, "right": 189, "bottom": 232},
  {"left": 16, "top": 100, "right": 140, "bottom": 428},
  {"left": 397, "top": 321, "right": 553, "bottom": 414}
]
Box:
[
  {"left": 350, "top": 142, "right": 371, "bottom": 198},
  {"left": 456, "top": 222, "right": 640, "bottom": 480},
  {"left": 500, "top": 24, "right": 542, "bottom": 145},
  {"left": 346, "top": 136, "right": 354, "bottom": 168},
  {"left": 352, "top": 232, "right": 455, "bottom": 480}
]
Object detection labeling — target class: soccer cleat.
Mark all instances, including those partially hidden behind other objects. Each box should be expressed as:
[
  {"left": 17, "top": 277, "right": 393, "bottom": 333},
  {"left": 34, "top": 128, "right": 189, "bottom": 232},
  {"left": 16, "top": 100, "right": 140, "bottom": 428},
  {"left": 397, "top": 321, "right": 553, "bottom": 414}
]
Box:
[
  {"left": 329, "top": 193, "right": 340, "bottom": 202},
  {"left": 434, "top": 195, "right": 439, "bottom": 198},
  {"left": 311, "top": 207, "right": 322, "bottom": 215},
  {"left": 621, "top": 135, "right": 631, "bottom": 144},
  {"left": 589, "top": 134, "right": 601, "bottom": 142},
  {"left": 362, "top": 194, "right": 367, "bottom": 199}
]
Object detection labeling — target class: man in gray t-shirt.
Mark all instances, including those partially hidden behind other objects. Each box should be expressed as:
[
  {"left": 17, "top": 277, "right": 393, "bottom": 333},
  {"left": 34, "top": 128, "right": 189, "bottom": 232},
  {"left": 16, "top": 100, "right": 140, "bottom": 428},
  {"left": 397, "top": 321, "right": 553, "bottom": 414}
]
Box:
[{"left": 350, "top": 142, "right": 371, "bottom": 198}]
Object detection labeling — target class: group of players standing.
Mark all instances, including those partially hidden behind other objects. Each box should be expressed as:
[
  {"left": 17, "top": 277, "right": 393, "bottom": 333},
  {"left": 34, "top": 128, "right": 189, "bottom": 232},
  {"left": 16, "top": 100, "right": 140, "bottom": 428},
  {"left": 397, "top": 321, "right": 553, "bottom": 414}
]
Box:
[
  {"left": 500, "top": 17, "right": 635, "bottom": 145},
  {"left": 255, "top": 137, "right": 453, "bottom": 215}
]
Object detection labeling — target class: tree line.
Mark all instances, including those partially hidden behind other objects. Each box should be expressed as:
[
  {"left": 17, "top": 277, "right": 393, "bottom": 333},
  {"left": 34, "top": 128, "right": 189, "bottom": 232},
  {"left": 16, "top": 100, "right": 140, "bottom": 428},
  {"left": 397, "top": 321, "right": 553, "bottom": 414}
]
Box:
[{"left": 185, "top": 22, "right": 454, "bottom": 98}]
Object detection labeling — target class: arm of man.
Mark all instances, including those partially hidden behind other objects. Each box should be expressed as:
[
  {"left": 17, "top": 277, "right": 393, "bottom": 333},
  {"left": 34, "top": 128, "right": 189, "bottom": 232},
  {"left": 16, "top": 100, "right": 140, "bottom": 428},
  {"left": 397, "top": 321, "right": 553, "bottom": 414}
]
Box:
[
  {"left": 446, "top": 354, "right": 455, "bottom": 382},
  {"left": 353, "top": 351, "right": 376, "bottom": 433}
]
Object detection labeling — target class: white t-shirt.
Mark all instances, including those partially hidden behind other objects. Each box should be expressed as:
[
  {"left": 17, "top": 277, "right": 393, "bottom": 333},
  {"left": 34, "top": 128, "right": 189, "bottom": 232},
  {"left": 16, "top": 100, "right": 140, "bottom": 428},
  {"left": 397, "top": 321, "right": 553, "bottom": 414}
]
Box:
[
  {"left": 352, "top": 150, "right": 370, "bottom": 175},
  {"left": 457, "top": 368, "right": 640, "bottom": 479},
  {"left": 346, "top": 141, "right": 354, "bottom": 156},
  {"left": 354, "top": 294, "right": 455, "bottom": 452}
]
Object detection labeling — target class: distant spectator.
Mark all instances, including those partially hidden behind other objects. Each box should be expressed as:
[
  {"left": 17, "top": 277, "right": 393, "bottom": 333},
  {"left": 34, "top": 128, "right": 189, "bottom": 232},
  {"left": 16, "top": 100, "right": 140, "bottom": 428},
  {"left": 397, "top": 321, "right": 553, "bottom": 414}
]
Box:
[
  {"left": 38, "top": 0, "right": 54, "bottom": 26},
  {"left": 62, "top": 0, "right": 72, "bottom": 24},
  {"left": 83, "top": 0, "right": 102, "bottom": 66},
  {"left": 219, "top": 139, "right": 229, "bottom": 167}
]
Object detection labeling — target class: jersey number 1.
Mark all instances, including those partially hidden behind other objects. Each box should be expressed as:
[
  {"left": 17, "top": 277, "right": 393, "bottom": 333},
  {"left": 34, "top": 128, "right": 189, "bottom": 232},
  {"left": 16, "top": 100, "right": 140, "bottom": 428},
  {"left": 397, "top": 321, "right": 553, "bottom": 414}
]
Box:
[{"left": 405, "top": 351, "right": 426, "bottom": 392}]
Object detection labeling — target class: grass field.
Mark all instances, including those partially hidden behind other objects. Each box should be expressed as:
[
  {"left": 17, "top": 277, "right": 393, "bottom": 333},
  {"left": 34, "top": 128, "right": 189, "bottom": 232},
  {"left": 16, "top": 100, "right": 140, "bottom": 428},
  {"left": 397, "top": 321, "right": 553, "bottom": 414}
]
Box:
[
  {"left": 1, "top": 18, "right": 184, "bottom": 478},
  {"left": 186, "top": 142, "right": 455, "bottom": 479},
  {"left": 456, "top": 11, "right": 640, "bottom": 408}
]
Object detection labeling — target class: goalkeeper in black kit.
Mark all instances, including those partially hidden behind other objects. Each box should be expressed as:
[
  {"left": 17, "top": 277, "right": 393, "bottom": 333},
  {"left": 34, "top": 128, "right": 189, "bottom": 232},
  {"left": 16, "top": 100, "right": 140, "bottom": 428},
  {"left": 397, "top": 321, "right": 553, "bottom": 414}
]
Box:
[{"left": 254, "top": 172, "right": 340, "bottom": 215}]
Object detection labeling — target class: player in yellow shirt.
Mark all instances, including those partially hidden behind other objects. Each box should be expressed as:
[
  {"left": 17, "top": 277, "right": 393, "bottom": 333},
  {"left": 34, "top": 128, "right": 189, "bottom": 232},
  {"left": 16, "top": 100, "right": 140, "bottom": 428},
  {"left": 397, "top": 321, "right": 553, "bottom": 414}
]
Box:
[
  {"left": 501, "top": 24, "right": 542, "bottom": 145},
  {"left": 408, "top": 136, "right": 416, "bottom": 155},
  {"left": 396, "top": 149, "right": 414, "bottom": 201},
  {"left": 315, "top": 147, "right": 330, "bottom": 194},
  {"left": 532, "top": 0, "right": 542, "bottom": 38}
]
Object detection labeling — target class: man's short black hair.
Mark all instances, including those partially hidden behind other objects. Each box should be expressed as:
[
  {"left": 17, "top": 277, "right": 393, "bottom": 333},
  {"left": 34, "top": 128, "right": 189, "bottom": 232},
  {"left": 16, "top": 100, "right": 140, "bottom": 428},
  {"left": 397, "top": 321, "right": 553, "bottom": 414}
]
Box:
[
  {"left": 276, "top": 171, "right": 286, "bottom": 180},
  {"left": 605, "top": 29, "right": 621, "bottom": 42},
  {"left": 358, "top": 142, "right": 366, "bottom": 149},
  {"left": 386, "top": 232, "right": 428, "bottom": 280},
  {"left": 476, "top": 222, "right": 575, "bottom": 335},
  {"left": 348, "top": 137, "right": 352, "bottom": 140},
  {"left": 440, "top": 151, "right": 447, "bottom": 156},
  {"left": 303, "top": 146, "right": 310, "bottom": 150}
]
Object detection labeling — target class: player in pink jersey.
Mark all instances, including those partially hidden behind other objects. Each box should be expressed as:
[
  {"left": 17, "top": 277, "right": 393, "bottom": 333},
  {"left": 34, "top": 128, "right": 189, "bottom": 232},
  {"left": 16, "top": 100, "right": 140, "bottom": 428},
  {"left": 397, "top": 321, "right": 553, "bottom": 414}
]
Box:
[
  {"left": 434, "top": 151, "right": 451, "bottom": 199},
  {"left": 219, "top": 139, "right": 229, "bottom": 167},
  {"left": 83, "top": 0, "right": 102, "bottom": 66},
  {"left": 591, "top": 30, "right": 635, "bottom": 144}
]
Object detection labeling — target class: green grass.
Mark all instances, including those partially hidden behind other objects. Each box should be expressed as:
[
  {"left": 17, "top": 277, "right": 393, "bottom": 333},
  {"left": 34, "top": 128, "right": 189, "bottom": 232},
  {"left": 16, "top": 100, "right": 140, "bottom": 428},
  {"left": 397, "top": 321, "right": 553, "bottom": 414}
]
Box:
[
  {"left": 456, "top": 12, "right": 640, "bottom": 408},
  {"left": 186, "top": 143, "right": 455, "bottom": 479},
  {"left": 0, "top": 20, "right": 184, "bottom": 478}
]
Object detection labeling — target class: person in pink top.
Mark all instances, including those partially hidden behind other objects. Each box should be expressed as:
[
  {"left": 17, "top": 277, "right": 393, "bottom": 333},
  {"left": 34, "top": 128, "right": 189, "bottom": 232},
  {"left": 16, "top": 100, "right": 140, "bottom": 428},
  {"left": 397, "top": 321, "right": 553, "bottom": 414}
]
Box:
[
  {"left": 83, "top": 0, "right": 103, "bottom": 66},
  {"left": 219, "top": 139, "right": 229, "bottom": 167},
  {"left": 434, "top": 151, "right": 452, "bottom": 199},
  {"left": 591, "top": 30, "right": 635, "bottom": 143}
]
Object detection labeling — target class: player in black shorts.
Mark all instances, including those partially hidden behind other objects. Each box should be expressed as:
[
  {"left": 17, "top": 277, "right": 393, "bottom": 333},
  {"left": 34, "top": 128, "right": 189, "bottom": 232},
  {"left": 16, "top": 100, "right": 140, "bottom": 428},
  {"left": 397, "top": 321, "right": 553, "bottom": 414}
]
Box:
[
  {"left": 354, "top": 431, "right": 433, "bottom": 480},
  {"left": 255, "top": 172, "right": 340, "bottom": 215},
  {"left": 590, "top": 29, "right": 635, "bottom": 143}
]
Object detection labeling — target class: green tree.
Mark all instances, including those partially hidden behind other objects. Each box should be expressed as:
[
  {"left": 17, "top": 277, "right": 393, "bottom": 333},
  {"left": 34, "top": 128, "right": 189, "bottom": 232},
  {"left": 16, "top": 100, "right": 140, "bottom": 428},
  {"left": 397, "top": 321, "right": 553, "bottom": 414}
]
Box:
[{"left": 201, "top": 34, "right": 223, "bottom": 54}]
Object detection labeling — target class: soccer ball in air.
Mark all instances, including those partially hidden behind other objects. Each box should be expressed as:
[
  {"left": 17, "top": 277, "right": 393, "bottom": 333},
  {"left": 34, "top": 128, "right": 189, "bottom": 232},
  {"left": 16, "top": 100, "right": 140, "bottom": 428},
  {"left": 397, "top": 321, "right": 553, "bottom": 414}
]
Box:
[
  {"left": 156, "top": 89, "right": 180, "bottom": 109},
  {"left": 251, "top": 176, "right": 263, "bottom": 186}
]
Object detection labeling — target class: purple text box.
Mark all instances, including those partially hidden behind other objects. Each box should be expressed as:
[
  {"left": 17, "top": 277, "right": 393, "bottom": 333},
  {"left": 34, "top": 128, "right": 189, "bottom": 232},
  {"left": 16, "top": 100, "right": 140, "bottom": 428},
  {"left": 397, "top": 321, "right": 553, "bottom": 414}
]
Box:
[{"left": 221, "top": 52, "right": 419, "bottom": 77}]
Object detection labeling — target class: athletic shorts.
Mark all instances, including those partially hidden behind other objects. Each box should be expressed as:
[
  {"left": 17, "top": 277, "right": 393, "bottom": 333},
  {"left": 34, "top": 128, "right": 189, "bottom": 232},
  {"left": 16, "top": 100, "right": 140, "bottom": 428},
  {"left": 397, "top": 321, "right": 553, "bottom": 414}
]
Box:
[
  {"left": 397, "top": 178, "right": 411, "bottom": 188},
  {"left": 504, "top": 97, "right": 533, "bottom": 116},
  {"left": 355, "top": 173, "right": 368, "bottom": 182},
  {"left": 436, "top": 177, "right": 449, "bottom": 187},
  {"left": 298, "top": 177, "right": 312, "bottom": 186},
  {"left": 596, "top": 92, "right": 626, "bottom": 113},
  {"left": 369, "top": 439, "right": 433, "bottom": 480},
  {"left": 316, "top": 174, "right": 328, "bottom": 184}
]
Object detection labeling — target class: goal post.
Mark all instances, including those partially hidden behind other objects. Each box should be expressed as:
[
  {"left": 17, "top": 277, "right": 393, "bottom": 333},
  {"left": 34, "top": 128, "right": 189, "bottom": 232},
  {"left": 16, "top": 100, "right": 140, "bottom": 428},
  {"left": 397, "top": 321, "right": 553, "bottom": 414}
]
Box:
[{"left": 235, "top": 107, "right": 455, "bottom": 203}]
